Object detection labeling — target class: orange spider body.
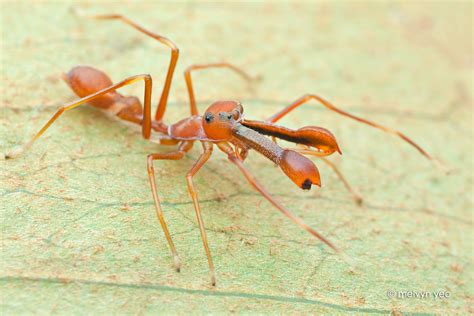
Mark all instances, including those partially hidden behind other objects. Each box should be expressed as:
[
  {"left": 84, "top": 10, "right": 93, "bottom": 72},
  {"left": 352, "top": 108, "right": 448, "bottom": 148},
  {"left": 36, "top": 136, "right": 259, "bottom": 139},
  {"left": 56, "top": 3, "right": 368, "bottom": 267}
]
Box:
[
  {"left": 65, "top": 66, "right": 337, "bottom": 190},
  {"left": 6, "top": 15, "right": 439, "bottom": 286}
]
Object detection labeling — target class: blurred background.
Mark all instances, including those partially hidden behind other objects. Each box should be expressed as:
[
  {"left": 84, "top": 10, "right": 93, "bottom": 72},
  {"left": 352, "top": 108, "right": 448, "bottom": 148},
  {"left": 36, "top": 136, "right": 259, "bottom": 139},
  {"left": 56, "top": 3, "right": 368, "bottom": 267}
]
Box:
[{"left": 1, "top": 1, "right": 472, "bottom": 314}]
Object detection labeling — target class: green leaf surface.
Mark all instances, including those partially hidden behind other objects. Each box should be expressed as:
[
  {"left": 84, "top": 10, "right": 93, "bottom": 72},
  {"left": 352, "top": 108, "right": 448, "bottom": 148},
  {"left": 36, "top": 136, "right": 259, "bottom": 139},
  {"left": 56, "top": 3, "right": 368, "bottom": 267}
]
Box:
[{"left": 1, "top": 2, "right": 472, "bottom": 315}]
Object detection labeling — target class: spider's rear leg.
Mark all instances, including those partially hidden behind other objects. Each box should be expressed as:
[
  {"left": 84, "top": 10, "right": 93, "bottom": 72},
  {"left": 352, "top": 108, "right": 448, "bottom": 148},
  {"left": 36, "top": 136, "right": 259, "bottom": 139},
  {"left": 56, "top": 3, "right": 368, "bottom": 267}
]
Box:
[
  {"left": 91, "top": 14, "right": 179, "bottom": 122},
  {"left": 6, "top": 73, "right": 153, "bottom": 159},
  {"left": 64, "top": 66, "right": 145, "bottom": 125}
]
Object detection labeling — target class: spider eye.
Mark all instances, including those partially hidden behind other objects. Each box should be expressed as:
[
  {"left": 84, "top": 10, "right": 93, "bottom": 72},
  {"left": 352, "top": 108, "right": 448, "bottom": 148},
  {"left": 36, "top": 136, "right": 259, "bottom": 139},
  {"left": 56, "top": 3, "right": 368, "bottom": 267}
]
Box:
[
  {"left": 227, "top": 113, "right": 233, "bottom": 120},
  {"left": 204, "top": 112, "right": 214, "bottom": 123}
]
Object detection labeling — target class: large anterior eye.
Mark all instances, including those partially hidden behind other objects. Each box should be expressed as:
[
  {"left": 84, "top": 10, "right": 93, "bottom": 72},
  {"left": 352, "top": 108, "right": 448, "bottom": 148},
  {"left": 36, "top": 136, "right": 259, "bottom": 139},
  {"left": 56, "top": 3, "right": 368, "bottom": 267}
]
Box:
[{"left": 204, "top": 112, "right": 214, "bottom": 123}]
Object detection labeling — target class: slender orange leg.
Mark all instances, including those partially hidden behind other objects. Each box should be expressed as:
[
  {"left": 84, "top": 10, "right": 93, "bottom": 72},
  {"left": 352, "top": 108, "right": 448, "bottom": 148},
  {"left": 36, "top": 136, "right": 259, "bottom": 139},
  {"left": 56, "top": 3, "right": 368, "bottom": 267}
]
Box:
[
  {"left": 267, "top": 94, "right": 443, "bottom": 168},
  {"left": 184, "top": 63, "right": 254, "bottom": 115},
  {"left": 92, "top": 14, "right": 179, "bottom": 121},
  {"left": 147, "top": 141, "right": 193, "bottom": 271},
  {"left": 294, "top": 148, "right": 363, "bottom": 205},
  {"left": 6, "top": 74, "right": 152, "bottom": 159},
  {"left": 319, "top": 157, "right": 363, "bottom": 205},
  {"left": 184, "top": 142, "right": 216, "bottom": 285},
  {"left": 217, "top": 142, "right": 352, "bottom": 265}
]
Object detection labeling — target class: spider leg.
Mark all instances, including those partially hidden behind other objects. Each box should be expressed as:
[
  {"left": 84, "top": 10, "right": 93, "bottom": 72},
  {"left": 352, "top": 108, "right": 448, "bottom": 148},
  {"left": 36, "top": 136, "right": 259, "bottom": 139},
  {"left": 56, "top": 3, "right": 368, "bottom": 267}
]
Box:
[
  {"left": 266, "top": 94, "right": 443, "bottom": 169},
  {"left": 184, "top": 142, "right": 216, "bottom": 285},
  {"left": 217, "top": 142, "right": 351, "bottom": 265},
  {"left": 6, "top": 74, "right": 152, "bottom": 159},
  {"left": 146, "top": 141, "right": 194, "bottom": 272},
  {"left": 184, "top": 63, "right": 255, "bottom": 115},
  {"left": 91, "top": 14, "right": 178, "bottom": 121},
  {"left": 293, "top": 148, "right": 363, "bottom": 205}
]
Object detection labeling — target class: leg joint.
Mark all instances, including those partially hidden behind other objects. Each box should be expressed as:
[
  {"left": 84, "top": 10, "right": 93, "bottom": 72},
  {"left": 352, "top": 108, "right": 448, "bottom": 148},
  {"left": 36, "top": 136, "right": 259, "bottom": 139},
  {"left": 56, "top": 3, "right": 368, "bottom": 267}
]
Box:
[
  {"left": 147, "top": 154, "right": 155, "bottom": 167},
  {"left": 143, "top": 74, "right": 152, "bottom": 82},
  {"left": 302, "top": 93, "right": 318, "bottom": 101}
]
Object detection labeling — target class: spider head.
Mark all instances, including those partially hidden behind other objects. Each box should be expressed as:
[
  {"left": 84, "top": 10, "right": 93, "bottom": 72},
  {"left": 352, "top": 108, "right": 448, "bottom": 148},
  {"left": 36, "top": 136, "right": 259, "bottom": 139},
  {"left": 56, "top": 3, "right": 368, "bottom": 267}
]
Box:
[{"left": 202, "top": 100, "right": 243, "bottom": 140}]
